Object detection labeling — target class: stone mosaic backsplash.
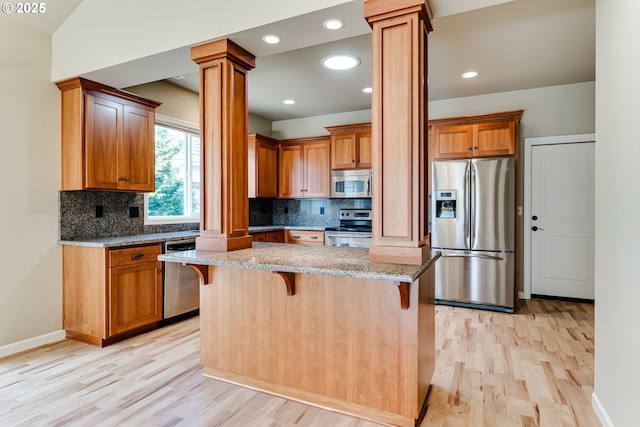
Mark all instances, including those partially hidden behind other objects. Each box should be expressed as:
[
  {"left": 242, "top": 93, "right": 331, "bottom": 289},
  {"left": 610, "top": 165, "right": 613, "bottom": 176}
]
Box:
[
  {"left": 271, "top": 198, "right": 372, "bottom": 228},
  {"left": 59, "top": 190, "right": 371, "bottom": 240},
  {"left": 59, "top": 191, "right": 198, "bottom": 240}
]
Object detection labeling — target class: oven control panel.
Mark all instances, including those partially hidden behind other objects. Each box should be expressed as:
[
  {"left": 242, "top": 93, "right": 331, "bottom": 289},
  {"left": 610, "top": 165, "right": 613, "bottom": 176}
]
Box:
[{"left": 339, "top": 209, "right": 372, "bottom": 220}]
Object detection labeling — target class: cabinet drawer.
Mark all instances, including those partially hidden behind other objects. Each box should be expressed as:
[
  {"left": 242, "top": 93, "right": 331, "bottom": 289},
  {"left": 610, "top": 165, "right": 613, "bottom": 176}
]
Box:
[
  {"left": 253, "top": 232, "right": 266, "bottom": 242},
  {"left": 109, "top": 244, "right": 162, "bottom": 267},
  {"left": 266, "top": 231, "right": 284, "bottom": 243},
  {"left": 285, "top": 230, "right": 324, "bottom": 245}
]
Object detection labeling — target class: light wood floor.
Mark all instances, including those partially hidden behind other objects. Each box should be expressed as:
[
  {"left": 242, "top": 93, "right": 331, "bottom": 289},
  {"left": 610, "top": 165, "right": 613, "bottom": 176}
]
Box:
[{"left": 0, "top": 299, "right": 600, "bottom": 426}]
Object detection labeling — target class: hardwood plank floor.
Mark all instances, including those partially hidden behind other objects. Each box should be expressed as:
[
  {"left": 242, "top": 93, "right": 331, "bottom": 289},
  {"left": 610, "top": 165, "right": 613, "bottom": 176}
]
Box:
[{"left": 0, "top": 299, "right": 600, "bottom": 426}]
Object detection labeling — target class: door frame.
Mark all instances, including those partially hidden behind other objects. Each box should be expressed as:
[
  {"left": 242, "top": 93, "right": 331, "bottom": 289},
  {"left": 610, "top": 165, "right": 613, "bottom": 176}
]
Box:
[{"left": 522, "top": 133, "right": 596, "bottom": 299}]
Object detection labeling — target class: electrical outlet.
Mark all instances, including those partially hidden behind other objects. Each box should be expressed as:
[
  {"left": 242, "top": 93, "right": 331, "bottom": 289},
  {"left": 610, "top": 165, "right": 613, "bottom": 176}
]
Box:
[
  {"left": 284, "top": 207, "right": 289, "bottom": 214},
  {"left": 95, "top": 205, "right": 103, "bottom": 218},
  {"left": 320, "top": 207, "right": 325, "bottom": 214},
  {"left": 129, "top": 206, "right": 140, "bottom": 218}
]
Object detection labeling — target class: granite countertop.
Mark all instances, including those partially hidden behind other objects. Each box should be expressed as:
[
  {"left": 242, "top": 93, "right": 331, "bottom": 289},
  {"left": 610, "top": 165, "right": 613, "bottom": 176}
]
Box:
[
  {"left": 58, "top": 226, "right": 327, "bottom": 248},
  {"left": 248, "top": 225, "right": 327, "bottom": 232},
  {"left": 58, "top": 230, "right": 201, "bottom": 248},
  {"left": 159, "top": 243, "right": 440, "bottom": 283}
]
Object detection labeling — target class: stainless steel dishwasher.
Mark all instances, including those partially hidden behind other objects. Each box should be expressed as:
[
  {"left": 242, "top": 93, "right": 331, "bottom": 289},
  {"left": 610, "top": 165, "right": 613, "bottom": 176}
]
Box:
[{"left": 160, "top": 238, "right": 199, "bottom": 325}]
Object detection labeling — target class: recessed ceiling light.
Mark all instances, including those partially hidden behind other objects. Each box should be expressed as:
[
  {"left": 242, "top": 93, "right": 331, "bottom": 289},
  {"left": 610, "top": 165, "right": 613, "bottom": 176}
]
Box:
[
  {"left": 172, "top": 75, "right": 186, "bottom": 80},
  {"left": 262, "top": 34, "right": 282, "bottom": 44},
  {"left": 322, "top": 54, "right": 360, "bottom": 70},
  {"left": 363, "top": 87, "right": 373, "bottom": 94},
  {"left": 283, "top": 99, "right": 295, "bottom": 105},
  {"left": 462, "top": 71, "right": 478, "bottom": 79},
  {"left": 323, "top": 19, "right": 344, "bottom": 30}
]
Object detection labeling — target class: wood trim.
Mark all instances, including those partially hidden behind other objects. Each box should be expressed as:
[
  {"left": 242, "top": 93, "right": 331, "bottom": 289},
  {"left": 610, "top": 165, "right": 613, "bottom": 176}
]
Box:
[
  {"left": 272, "top": 271, "right": 296, "bottom": 296},
  {"left": 192, "top": 38, "right": 255, "bottom": 252},
  {"left": 278, "top": 135, "right": 329, "bottom": 145},
  {"left": 429, "top": 110, "right": 524, "bottom": 127},
  {"left": 191, "top": 38, "right": 256, "bottom": 70},
  {"left": 55, "top": 77, "right": 162, "bottom": 108},
  {"left": 364, "top": 0, "right": 433, "bottom": 31},
  {"left": 188, "top": 264, "right": 210, "bottom": 286},
  {"left": 324, "top": 123, "right": 371, "bottom": 134}
]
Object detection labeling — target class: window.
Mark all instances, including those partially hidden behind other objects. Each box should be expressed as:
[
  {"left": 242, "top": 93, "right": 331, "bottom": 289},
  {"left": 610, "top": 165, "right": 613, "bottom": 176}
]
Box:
[{"left": 145, "top": 116, "right": 200, "bottom": 224}]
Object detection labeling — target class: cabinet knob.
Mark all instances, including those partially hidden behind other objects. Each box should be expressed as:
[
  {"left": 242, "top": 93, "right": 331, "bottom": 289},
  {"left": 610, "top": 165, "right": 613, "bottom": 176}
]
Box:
[
  {"left": 468, "top": 147, "right": 472, "bottom": 150},
  {"left": 474, "top": 146, "right": 478, "bottom": 149},
  {"left": 125, "top": 177, "right": 131, "bottom": 181},
  {"left": 119, "top": 176, "right": 125, "bottom": 181},
  {"left": 352, "top": 159, "right": 356, "bottom": 163}
]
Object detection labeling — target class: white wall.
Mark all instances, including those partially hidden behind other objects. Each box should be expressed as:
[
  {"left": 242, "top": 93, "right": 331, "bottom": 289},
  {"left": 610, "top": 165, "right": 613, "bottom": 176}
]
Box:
[
  {"left": 125, "top": 81, "right": 200, "bottom": 125},
  {"left": 51, "top": 0, "right": 354, "bottom": 84},
  {"left": 0, "top": 19, "right": 62, "bottom": 352},
  {"left": 429, "top": 81, "right": 595, "bottom": 138},
  {"left": 593, "top": 1, "right": 640, "bottom": 426},
  {"left": 272, "top": 82, "right": 594, "bottom": 140},
  {"left": 272, "top": 109, "right": 372, "bottom": 139}
]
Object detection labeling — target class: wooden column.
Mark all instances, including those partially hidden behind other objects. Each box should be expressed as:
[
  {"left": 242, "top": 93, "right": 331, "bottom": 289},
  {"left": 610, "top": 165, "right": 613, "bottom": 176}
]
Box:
[
  {"left": 365, "top": 0, "right": 433, "bottom": 265},
  {"left": 191, "top": 39, "right": 255, "bottom": 252}
]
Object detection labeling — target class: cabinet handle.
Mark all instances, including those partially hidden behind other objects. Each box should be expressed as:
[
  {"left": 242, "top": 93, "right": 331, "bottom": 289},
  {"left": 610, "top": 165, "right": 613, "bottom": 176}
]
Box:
[
  {"left": 310, "top": 235, "right": 318, "bottom": 239},
  {"left": 293, "top": 235, "right": 301, "bottom": 239},
  {"left": 132, "top": 253, "right": 144, "bottom": 260}
]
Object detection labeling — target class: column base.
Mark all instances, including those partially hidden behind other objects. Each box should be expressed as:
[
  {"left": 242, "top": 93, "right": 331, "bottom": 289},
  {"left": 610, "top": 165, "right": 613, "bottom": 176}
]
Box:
[
  {"left": 369, "top": 243, "right": 431, "bottom": 265},
  {"left": 196, "top": 234, "right": 253, "bottom": 252}
]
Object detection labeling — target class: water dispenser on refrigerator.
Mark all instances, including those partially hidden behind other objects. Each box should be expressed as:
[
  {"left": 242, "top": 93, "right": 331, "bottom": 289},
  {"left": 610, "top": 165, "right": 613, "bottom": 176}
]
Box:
[{"left": 435, "top": 190, "right": 457, "bottom": 218}]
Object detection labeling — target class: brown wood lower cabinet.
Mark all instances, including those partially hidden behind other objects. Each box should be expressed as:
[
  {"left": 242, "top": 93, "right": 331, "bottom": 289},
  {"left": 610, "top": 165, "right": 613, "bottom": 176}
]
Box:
[
  {"left": 252, "top": 230, "right": 284, "bottom": 243},
  {"left": 284, "top": 229, "right": 325, "bottom": 245},
  {"left": 63, "top": 243, "right": 163, "bottom": 346}
]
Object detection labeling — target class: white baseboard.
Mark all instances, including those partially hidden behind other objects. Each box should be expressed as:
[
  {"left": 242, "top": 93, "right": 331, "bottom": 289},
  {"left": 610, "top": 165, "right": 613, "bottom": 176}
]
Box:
[
  {"left": 592, "top": 392, "right": 614, "bottom": 427},
  {"left": 0, "top": 330, "right": 66, "bottom": 359}
]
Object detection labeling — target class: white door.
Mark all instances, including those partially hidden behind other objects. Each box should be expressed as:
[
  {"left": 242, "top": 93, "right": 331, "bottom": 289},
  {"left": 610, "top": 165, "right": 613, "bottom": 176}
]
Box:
[{"left": 530, "top": 142, "right": 595, "bottom": 299}]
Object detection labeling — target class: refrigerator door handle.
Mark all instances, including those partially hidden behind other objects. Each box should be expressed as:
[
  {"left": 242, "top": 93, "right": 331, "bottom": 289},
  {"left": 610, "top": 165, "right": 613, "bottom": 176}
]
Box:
[
  {"left": 470, "top": 161, "right": 476, "bottom": 245},
  {"left": 465, "top": 162, "right": 471, "bottom": 242},
  {"left": 440, "top": 253, "right": 504, "bottom": 261}
]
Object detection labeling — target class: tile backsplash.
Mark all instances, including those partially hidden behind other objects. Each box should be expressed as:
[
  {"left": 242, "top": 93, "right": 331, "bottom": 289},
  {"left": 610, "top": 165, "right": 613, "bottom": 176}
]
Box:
[
  {"left": 59, "top": 191, "right": 198, "bottom": 240},
  {"left": 60, "top": 190, "right": 370, "bottom": 240}
]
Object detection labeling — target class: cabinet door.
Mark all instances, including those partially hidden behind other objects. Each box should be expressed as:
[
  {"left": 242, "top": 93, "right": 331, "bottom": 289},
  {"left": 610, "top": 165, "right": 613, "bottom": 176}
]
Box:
[
  {"left": 109, "top": 260, "right": 162, "bottom": 336},
  {"left": 432, "top": 125, "right": 473, "bottom": 159},
  {"left": 85, "top": 93, "right": 122, "bottom": 190},
  {"left": 303, "top": 141, "right": 331, "bottom": 197},
  {"left": 257, "top": 141, "right": 278, "bottom": 197},
  {"left": 474, "top": 121, "right": 516, "bottom": 157},
  {"left": 279, "top": 145, "right": 304, "bottom": 198},
  {"left": 331, "top": 133, "right": 357, "bottom": 169},
  {"left": 121, "top": 105, "right": 155, "bottom": 192},
  {"left": 357, "top": 130, "right": 372, "bottom": 168}
]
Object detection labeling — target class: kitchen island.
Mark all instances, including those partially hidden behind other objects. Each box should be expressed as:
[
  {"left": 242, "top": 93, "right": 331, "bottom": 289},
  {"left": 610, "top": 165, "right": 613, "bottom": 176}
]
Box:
[{"left": 160, "top": 243, "right": 439, "bottom": 427}]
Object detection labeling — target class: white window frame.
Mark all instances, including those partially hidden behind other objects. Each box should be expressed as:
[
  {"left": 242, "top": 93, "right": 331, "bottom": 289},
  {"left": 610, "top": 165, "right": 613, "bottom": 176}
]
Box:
[{"left": 144, "top": 114, "right": 201, "bottom": 225}]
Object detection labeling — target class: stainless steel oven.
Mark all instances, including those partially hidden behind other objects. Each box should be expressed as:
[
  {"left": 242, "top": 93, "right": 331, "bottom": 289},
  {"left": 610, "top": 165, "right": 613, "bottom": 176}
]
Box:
[
  {"left": 325, "top": 208, "right": 372, "bottom": 248},
  {"left": 160, "top": 238, "right": 199, "bottom": 325},
  {"left": 331, "top": 169, "right": 371, "bottom": 198}
]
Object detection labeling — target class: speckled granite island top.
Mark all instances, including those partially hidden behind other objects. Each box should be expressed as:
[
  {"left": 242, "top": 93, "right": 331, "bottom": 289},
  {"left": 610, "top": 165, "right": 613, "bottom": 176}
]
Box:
[{"left": 159, "top": 242, "right": 440, "bottom": 283}]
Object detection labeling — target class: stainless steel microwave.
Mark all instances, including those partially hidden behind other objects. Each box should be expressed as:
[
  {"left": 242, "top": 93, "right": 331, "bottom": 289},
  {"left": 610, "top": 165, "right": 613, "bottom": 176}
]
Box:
[{"left": 331, "top": 169, "right": 371, "bottom": 198}]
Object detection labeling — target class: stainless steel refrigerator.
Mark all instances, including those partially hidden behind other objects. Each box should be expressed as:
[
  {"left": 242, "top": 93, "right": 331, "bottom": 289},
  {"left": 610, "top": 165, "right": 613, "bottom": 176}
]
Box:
[{"left": 431, "top": 157, "right": 515, "bottom": 312}]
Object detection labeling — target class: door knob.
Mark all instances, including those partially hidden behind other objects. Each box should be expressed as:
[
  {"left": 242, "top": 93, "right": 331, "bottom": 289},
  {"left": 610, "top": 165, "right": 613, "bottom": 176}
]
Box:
[
  {"left": 531, "top": 226, "right": 544, "bottom": 231},
  {"left": 532, "top": 215, "right": 538, "bottom": 221}
]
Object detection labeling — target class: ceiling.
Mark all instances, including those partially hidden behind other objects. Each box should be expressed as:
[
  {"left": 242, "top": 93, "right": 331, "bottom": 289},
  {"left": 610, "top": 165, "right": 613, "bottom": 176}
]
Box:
[{"left": 2, "top": 0, "right": 595, "bottom": 122}]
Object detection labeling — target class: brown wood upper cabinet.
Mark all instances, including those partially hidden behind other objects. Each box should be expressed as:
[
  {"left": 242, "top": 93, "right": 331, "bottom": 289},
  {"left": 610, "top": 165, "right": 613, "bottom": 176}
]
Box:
[
  {"left": 278, "top": 137, "right": 330, "bottom": 198},
  {"left": 429, "top": 111, "right": 523, "bottom": 159},
  {"left": 248, "top": 133, "right": 278, "bottom": 198},
  {"left": 325, "top": 123, "right": 372, "bottom": 169},
  {"left": 56, "top": 77, "right": 161, "bottom": 192}
]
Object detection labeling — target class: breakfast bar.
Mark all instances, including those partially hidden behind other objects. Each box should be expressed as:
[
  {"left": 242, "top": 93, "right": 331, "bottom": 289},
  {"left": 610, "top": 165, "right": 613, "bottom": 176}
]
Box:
[{"left": 160, "top": 244, "right": 439, "bottom": 427}]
